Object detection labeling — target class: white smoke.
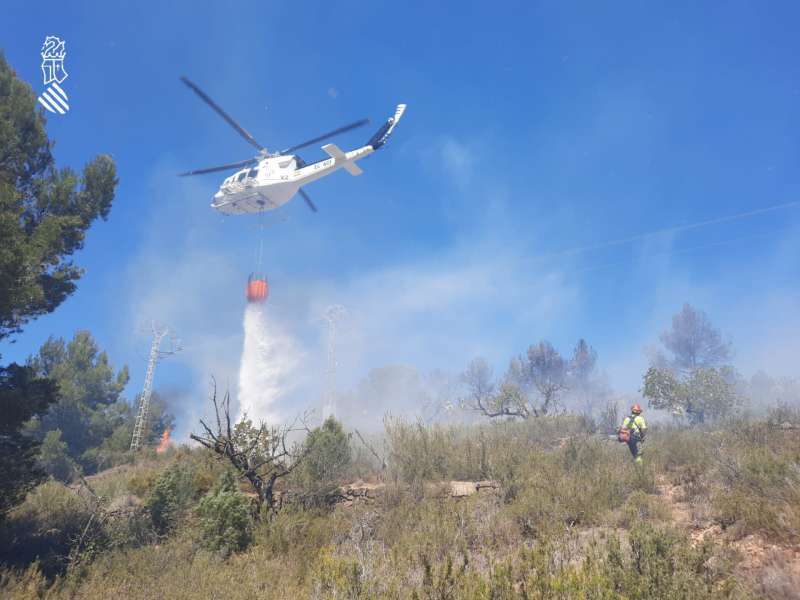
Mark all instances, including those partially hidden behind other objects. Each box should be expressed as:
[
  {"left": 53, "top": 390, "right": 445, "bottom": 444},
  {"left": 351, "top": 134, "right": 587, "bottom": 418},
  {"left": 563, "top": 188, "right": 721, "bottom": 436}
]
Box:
[{"left": 237, "top": 304, "right": 299, "bottom": 424}]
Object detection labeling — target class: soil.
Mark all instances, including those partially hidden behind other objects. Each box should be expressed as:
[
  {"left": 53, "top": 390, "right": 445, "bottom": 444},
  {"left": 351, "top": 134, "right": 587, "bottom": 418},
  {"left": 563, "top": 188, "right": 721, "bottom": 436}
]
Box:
[{"left": 656, "top": 475, "right": 800, "bottom": 599}]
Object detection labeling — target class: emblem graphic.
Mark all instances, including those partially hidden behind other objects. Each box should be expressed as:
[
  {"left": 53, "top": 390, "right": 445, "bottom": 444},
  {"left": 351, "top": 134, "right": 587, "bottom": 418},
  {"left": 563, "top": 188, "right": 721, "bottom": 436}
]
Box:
[{"left": 37, "top": 36, "right": 69, "bottom": 114}]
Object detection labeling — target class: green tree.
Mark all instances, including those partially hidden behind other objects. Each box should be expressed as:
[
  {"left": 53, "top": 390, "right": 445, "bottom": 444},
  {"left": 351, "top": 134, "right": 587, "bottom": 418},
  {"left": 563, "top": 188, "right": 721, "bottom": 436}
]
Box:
[
  {"left": 0, "top": 364, "right": 57, "bottom": 519},
  {"left": 0, "top": 51, "right": 118, "bottom": 517},
  {"left": 197, "top": 471, "right": 253, "bottom": 557},
  {"left": 0, "top": 53, "right": 118, "bottom": 342},
  {"left": 643, "top": 365, "right": 740, "bottom": 424},
  {"left": 37, "top": 428, "right": 78, "bottom": 482},
  {"left": 297, "top": 416, "right": 351, "bottom": 504},
  {"left": 655, "top": 304, "right": 731, "bottom": 374},
  {"left": 27, "top": 331, "right": 129, "bottom": 471},
  {"left": 145, "top": 463, "right": 196, "bottom": 535},
  {"left": 644, "top": 305, "right": 739, "bottom": 423}
]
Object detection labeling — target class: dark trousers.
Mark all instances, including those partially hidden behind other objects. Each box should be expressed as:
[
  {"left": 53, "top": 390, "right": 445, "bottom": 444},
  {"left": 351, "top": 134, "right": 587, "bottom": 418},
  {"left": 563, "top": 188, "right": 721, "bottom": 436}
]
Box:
[{"left": 627, "top": 437, "right": 643, "bottom": 462}]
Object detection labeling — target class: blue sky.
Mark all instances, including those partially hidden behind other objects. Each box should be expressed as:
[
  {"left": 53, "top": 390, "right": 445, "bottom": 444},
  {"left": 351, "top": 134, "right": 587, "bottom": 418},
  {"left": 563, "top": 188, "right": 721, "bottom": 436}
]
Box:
[{"left": 2, "top": 1, "right": 799, "bottom": 432}]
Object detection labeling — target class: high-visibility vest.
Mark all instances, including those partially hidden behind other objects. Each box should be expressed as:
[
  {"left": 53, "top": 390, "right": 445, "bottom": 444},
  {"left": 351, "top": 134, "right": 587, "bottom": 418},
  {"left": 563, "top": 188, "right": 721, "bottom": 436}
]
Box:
[{"left": 622, "top": 415, "right": 647, "bottom": 437}]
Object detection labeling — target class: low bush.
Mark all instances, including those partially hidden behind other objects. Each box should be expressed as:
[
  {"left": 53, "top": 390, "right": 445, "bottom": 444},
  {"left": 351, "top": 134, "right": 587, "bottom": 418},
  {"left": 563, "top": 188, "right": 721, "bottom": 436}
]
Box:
[
  {"left": 398, "top": 525, "right": 740, "bottom": 599},
  {"left": 258, "top": 505, "right": 342, "bottom": 578},
  {"left": 311, "top": 546, "right": 365, "bottom": 598},
  {"left": 712, "top": 441, "right": 800, "bottom": 542},
  {"left": 0, "top": 562, "right": 51, "bottom": 600},
  {"left": 38, "top": 429, "right": 80, "bottom": 483},
  {"left": 506, "top": 437, "right": 654, "bottom": 537},
  {"left": 384, "top": 416, "right": 596, "bottom": 498},
  {"left": 0, "top": 481, "right": 94, "bottom": 577},
  {"left": 197, "top": 471, "right": 253, "bottom": 557},
  {"left": 293, "top": 417, "right": 352, "bottom": 507},
  {"left": 4, "top": 414, "right": 796, "bottom": 598},
  {"left": 144, "top": 463, "right": 196, "bottom": 535}
]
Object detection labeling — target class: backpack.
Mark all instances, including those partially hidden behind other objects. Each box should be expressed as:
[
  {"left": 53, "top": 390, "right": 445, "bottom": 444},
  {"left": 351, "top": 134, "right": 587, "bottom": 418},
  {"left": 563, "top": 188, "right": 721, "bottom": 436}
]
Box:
[{"left": 618, "top": 415, "right": 638, "bottom": 443}]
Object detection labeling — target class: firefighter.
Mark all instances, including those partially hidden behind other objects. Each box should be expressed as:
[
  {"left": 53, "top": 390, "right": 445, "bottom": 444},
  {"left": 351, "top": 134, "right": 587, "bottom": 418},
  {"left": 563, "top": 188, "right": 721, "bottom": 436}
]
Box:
[{"left": 621, "top": 403, "right": 647, "bottom": 464}]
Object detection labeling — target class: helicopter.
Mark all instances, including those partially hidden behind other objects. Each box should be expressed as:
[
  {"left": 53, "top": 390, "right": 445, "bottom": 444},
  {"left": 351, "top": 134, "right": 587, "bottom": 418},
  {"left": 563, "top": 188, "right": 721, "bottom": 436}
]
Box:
[{"left": 178, "top": 76, "right": 406, "bottom": 214}]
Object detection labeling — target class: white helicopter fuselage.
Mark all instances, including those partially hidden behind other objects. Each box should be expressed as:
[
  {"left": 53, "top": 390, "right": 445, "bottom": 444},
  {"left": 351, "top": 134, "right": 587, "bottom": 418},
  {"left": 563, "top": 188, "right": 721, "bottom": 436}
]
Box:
[
  {"left": 211, "top": 143, "right": 374, "bottom": 215},
  {"left": 179, "top": 75, "right": 405, "bottom": 213}
]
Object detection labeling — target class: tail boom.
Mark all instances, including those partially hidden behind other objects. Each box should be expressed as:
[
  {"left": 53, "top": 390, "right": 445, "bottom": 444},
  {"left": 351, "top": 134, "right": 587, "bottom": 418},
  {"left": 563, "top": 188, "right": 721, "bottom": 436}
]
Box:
[
  {"left": 322, "top": 143, "right": 364, "bottom": 175},
  {"left": 292, "top": 104, "right": 406, "bottom": 187},
  {"left": 367, "top": 104, "right": 407, "bottom": 150}
]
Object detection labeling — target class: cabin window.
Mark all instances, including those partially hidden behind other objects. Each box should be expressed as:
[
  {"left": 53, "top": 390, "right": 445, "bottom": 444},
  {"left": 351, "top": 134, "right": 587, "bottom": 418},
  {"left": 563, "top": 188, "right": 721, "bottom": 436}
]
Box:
[
  {"left": 248, "top": 168, "right": 259, "bottom": 179},
  {"left": 237, "top": 171, "right": 247, "bottom": 182}
]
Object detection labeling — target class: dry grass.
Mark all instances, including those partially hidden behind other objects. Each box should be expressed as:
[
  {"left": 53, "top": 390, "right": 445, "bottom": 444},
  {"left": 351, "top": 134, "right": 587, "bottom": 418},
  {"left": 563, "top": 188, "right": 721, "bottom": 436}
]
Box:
[{"left": 2, "top": 414, "right": 798, "bottom": 598}]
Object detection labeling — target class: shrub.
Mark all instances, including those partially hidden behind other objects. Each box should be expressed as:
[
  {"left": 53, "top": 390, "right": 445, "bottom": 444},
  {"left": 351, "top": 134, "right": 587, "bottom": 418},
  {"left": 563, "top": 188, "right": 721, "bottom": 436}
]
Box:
[
  {"left": 614, "top": 524, "right": 735, "bottom": 598},
  {"left": 506, "top": 438, "right": 641, "bottom": 537},
  {"left": 712, "top": 442, "right": 800, "bottom": 542},
  {"left": 38, "top": 429, "right": 79, "bottom": 483},
  {"left": 0, "top": 562, "right": 51, "bottom": 599},
  {"left": 126, "top": 468, "right": 158, "bottom": 498},
  {"left": 295, "top": 417, "right": 351, "bottom": 506},
  {"left": 312, "top": 546, "right": 364, "bottom": 598},
  {"left": 144, "top": 463, "right": 195, "bottom": 535},
  {"left": 0, "top": 481, "right": 94, "bottom": 577},
  {"left": 196, "top": 471, "right": 253, "bottom": 557},
  {"left": 259, "top": 505, "right": 340, "bottom": 574},
  {"left": 617, "top": 489, "right": 672, "bottom": 528}
]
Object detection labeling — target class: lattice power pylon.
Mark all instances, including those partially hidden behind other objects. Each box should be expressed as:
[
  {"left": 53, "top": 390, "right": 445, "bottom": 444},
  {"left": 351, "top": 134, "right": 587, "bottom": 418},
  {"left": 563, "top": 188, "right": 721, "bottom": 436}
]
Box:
[
  {"left": 130, "top": 323, "right": 180, "bottom": 452},
  {"left": 322, "top": 305, "right": 346, "bottom": 421}
]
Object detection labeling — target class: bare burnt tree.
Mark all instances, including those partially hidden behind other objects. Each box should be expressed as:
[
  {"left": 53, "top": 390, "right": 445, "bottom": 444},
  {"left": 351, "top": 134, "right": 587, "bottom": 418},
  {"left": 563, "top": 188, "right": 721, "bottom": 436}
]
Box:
[
  {"left": 569, "top": 338, "right": 599, "bottom": 416},
  {"left": 462, "top": 358, "right": 504, "bottom": 415},
  {"left": 462, "top": 343, "right": 570, "bottom": 419},
  {"left": 569, "top": 339, "right": 597, "bottom": 388},
  {"left": 190, "top": 382, "right": 310, "bottom": 514},
  {"left": 523, "top": 341, "right": 569, "bottom": 414},
  {"left": 461, "top": 357, "right": 527, "bottom": 418}
]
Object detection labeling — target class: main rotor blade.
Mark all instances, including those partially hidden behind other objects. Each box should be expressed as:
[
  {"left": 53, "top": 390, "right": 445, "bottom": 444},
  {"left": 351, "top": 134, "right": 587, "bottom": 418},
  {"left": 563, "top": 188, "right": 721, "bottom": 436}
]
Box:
[
  {"left": 281, "top": 118, "right": 370, "bottom": 154},
  {"left": 178, "top": 158, "right": 257, "bottom": 177},
  {"left": 298, "top": 188, "right": 318, "bottom": 213},
  {"left": 180, "top": 76, "right": 265, "bottom": 151}
]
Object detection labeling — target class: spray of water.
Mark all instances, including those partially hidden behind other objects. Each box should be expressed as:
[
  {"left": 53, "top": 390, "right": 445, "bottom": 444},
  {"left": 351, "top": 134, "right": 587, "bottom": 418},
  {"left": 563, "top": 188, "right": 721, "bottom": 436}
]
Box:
[{"left": 237, "top": 304, "right": 297, "bottom": 424}]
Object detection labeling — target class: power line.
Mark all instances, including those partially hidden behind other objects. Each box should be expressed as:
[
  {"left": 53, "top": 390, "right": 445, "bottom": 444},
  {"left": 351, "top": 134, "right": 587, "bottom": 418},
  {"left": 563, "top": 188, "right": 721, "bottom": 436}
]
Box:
[{"left": 550, "top": 200, "right": 800, "bottom": 259}]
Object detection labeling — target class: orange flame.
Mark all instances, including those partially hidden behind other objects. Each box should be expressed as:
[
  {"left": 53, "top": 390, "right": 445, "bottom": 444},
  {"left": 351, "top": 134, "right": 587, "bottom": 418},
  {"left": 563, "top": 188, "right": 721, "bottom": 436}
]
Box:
[{"left": 156, "top": 427, "right": 172, "bottom": 453}]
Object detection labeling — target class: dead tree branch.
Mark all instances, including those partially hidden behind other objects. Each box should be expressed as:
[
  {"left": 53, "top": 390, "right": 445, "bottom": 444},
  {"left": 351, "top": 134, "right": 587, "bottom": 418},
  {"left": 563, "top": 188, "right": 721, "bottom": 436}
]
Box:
[
  {"left": 190, "top": 380, "right": 310, "bottom": 515},
  {"left": 354, "top": 428, "right": 386, "bottom": 472}
]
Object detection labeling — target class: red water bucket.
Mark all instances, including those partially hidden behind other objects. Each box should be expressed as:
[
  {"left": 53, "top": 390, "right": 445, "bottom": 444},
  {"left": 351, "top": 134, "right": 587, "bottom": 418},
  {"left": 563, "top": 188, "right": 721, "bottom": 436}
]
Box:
[{"left": 246, "top": 273, "right": 269, "bottom": 303}]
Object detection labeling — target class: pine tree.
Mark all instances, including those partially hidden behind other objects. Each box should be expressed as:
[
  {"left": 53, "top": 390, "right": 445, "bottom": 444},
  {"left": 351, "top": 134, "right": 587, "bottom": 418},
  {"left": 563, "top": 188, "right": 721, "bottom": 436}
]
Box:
[{"left": 0, "top": 51, "right": 119, "bottom": 517}]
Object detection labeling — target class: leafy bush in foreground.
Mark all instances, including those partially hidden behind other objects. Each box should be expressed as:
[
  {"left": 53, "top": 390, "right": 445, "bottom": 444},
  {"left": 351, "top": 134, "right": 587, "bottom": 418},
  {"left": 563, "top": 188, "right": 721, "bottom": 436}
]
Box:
[
  {"left": 197, "top": 471, "right": 253, "bottom": 557},
  {"left": 0, "top": 481, "right": 93, "bottom": 577},
  {"left": 295, "top": 417, "right": 352, "bottom": 506},
  {"left": 145, "top": 463, "right": 196, "bottom": 535}
]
